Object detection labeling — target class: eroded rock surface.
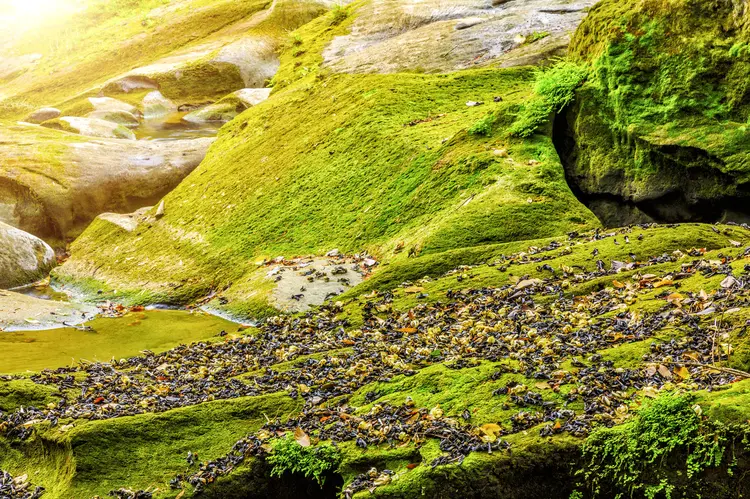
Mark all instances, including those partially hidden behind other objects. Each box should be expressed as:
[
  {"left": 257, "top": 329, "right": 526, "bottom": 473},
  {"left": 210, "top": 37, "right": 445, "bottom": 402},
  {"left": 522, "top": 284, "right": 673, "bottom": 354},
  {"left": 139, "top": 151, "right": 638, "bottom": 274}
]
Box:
[
  {"left": 0, "top": 125, "right": 214, "bottom": 243},
  {"left": 323, "top": 0, "right": 597, "bottom": 73}
]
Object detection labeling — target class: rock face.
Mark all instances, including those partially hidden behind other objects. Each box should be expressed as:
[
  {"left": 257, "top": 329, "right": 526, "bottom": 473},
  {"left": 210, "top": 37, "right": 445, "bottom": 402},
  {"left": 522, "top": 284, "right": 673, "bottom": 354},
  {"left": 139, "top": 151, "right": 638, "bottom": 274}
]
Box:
[
  {"left": 24, "top": 107, "right": 60, "bottom": 124},
  {"left": 322, "top": 0, "right": 598, "bottom": 73},
  {"left": 556, "top": 0, "right": 750, "bottom": 226},
  {"left": 0, "top": 222, "right": 55, "bottom": 289},
  {"left": 0, "top": 124, "right": 214, "bottom": 244}
]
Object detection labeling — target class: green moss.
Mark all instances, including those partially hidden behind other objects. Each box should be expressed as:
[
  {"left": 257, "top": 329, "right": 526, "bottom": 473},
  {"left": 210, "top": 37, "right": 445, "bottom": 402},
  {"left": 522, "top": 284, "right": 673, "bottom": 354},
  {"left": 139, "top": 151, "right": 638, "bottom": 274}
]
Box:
[
  {"left": 563, "top": 0, "right": 750, "bottom": 206},
  {"left": 575, "top": 393, "right": 747, "bottom": 499},
  {"left": 59, "top": 67, "right": 597, "bottom": 314},
  {"left": 0, "top": 392, "right": 300, "bottom": 498}
]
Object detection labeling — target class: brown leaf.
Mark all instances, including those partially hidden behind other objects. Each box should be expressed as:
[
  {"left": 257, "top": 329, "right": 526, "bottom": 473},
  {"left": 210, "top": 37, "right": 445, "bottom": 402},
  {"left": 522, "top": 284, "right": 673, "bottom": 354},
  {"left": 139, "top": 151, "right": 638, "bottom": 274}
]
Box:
[
  {"left": 612, "top": 280, "right": 625, "bottom": 289},
  {"left": 294, "top": 427, "right": 311, "bottom": 447},
  {"left": 406, "top": 463, "right": 420, "bottom": 470},
  {"left": 653, "top": 279, "right": 674, "bottom": 288},
  {"left": 398, "top": 327, "right": 417, "bottom": 333},
  {"left": 657, "top": 364, "right": 673, "bottom": 379}
]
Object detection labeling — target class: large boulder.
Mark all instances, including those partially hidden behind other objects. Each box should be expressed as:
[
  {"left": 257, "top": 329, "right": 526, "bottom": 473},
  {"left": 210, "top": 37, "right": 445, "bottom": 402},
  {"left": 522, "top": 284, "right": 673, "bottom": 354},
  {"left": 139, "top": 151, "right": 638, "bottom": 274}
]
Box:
[
  {"left": 0, "top": 124, "right": 214, "bottom": 244},
  {"left": 86, "top": 110, "right": 141, "bottom": 127},
  {"left": 557, "top": 0, "right": 750, "bottom": 226},
  {"left": 0, "top": 222, "right": 55, "bottom": 289}
]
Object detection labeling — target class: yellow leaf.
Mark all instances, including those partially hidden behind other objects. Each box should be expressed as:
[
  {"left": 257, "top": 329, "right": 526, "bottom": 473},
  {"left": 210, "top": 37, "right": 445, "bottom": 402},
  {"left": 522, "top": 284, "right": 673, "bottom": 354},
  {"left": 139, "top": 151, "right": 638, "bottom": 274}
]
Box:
[
  {"left": 675, "top": 366, "right": 690, "bottom": 380},
  {"left": 480, "top": 423, "right": 502, "bottom": 436},
  {"left": 403, "top": 286, "right": 425, "bottom": 294},
  {"left": 612, "top": 280, "right": 625, "bottom": 289}
]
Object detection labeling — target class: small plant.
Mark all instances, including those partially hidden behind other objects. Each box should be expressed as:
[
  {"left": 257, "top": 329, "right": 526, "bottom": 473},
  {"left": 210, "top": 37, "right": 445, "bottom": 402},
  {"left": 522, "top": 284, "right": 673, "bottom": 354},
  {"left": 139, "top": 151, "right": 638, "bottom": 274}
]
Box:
[
  {"left": 468, "top": 113, "right": 494, "bottom": 136},
  {"left": 526, "top": 31, "right": 550, "bottom": 44},
  {"left": 267, "top": 434, "right": 342, "bottom": 486},
  {"left": 330, "top": 5, "right": 349, "bottom": 25},
  {"left": 289, "top": 33, "right": 303, "bottom": 47},
  {"left": 508, "top": 60, "right": 588, "bottom": 137}
]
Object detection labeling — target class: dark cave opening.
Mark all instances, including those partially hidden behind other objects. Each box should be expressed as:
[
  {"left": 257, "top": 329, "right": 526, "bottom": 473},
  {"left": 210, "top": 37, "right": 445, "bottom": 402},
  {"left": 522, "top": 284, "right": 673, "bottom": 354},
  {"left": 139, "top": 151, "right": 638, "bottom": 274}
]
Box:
[{"left": 552, "top": 108, "right": 750, "bottom": 227}]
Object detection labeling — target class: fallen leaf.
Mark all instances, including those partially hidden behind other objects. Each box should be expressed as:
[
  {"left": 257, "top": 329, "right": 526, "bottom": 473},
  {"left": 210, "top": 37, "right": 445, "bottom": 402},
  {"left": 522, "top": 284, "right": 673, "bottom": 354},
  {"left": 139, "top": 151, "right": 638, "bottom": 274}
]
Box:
[
  {"left": 674, "top": 366, "right": 690, "bottom": 380},
  {"left": 612, "top": 280, "right": 625, "bottom": 289},
  {"left": 294, "top": 427, "right": 311, "bottom": 447},
  {"left": 657, "top": 364, "right": 673, "bottom": 379},
  {"left": 403, "top": 286, "right": 425, "bottom": 294}
]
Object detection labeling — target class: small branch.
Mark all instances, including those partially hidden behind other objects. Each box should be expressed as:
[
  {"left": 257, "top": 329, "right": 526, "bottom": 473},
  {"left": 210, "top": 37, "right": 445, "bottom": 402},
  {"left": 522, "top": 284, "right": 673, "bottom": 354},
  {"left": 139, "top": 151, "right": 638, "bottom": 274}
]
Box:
[{"left": 681, "top": 362, "right": 750, "bottom": 379}]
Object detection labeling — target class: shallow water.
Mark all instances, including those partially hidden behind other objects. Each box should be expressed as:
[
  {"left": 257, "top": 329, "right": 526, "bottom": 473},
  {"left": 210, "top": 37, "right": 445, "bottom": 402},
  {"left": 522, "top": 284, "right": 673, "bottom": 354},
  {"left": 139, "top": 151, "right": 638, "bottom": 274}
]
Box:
[
  {"left": 134, "top": 112, "right": 222, "bottom": 141},
  {"left": 11, "top": 283, "right": 70, "bottom": 302},
  {"left": 0, "top": 309, "right": 237, "bottom": 374}
]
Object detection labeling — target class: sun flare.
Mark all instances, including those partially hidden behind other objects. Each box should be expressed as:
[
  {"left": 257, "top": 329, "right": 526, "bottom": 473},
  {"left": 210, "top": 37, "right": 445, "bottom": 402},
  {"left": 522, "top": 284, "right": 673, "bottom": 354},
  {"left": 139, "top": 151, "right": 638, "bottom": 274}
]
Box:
[{"left": 4, "top": 0, "right": 76, "bottom": 23}]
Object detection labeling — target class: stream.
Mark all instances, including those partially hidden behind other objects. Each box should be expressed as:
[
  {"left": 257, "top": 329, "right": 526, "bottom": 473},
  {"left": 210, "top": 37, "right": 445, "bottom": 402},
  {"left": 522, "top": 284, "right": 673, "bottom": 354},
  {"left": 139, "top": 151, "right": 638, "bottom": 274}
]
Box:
[{"left": 1, "top": 109, "right": 232, "bottom": 375}]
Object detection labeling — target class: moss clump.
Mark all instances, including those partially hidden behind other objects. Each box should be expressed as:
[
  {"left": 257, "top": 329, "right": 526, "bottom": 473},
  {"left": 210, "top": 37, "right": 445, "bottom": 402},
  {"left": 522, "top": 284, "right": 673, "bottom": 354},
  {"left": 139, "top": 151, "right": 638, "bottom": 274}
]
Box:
[
  {"left": 267, "top": 435, "right": 342, "bottom": 486},
  {"left": 560, "top": 0, "right": 750, "bottom": 214},
  {"left": 575, "top": 394, "right": 747, "bottom": 498},
  {"left": 508, "top": 60, "right": 588, "bottom": 137}
]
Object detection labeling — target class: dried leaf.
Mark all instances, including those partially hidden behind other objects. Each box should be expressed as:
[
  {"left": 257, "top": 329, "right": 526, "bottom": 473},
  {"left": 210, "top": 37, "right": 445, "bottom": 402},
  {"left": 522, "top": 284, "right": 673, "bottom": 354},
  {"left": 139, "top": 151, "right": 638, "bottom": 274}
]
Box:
[
  {"left": 294, "top": 427, "right": 311, "bottom": 447},
  {"left": 612, "top": 280, "right": 625, "bottom": 289},
  {"left": 403, "top": 286, "right": 425, "bottom": 294},
  {"left": 657, "top": 364, "right": 673, "bottom": 379}
]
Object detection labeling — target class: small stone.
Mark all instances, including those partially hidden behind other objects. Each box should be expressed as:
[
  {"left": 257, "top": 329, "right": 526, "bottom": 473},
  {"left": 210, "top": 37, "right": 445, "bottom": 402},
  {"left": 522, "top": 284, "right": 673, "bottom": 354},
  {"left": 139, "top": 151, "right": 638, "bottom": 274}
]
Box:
[
  {"left": 25, "top": 107, "right": 60, "bottom": 124},
  {"left": 155, "top": 200, "right": 166, "bottom": 218},
  {"left": 326, "top": 249, "right": 341, "bottom": 257},
  {"left": 493, "top": 149, "right": 508, "bottom": 157},
  {"left": 720, "top": 275, "right": 739, "bottom": 289},
  {"left": 466, "top": 101, "right": 484, "bottom": 107}
]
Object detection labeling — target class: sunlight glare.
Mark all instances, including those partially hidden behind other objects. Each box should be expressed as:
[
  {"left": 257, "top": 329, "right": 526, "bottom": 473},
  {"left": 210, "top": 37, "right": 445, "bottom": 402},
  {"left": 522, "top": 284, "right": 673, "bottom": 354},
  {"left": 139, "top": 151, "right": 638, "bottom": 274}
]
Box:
[{"left": 6, "top": 0, "right": 74, "bottom": 22}]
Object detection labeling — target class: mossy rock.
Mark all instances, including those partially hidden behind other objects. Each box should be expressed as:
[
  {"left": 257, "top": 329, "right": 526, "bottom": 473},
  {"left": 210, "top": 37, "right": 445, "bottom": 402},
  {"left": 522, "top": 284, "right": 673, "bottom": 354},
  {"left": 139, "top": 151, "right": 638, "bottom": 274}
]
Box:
[{"left": 558, "top": 0, "right": 750, "bottom": 226}]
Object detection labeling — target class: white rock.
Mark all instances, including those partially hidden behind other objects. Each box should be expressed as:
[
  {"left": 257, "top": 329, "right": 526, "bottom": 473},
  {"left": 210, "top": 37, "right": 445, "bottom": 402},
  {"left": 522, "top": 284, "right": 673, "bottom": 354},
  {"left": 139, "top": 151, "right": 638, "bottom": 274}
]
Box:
[
  {"left": 88, "top": 97, "right": 139, "bottom": 115},
  {"left": 0, "top": 221, "right": 55, "bottom": 289},
  {"left": 142, "top": 91, "right": 177, "bottom": 119}
]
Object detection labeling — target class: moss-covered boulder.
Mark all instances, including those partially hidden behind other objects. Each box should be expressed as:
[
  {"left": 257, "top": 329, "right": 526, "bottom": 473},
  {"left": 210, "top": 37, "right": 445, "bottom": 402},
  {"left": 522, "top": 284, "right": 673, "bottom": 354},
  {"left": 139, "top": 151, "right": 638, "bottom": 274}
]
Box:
[
  {"left": 557, "top": 0, "right": 750, "bottom": 226},
  {"left": 0, "top": 222, "right": 54, "bottom": 289},
  {"left": 55, "top": 66, "right": 599, "bottom": 315},
  {"left": 183, "top": 88, "right": 271, "bottom": 123},
  {"left": 41, "top": 116, "right": 137, "bottom": 140}
]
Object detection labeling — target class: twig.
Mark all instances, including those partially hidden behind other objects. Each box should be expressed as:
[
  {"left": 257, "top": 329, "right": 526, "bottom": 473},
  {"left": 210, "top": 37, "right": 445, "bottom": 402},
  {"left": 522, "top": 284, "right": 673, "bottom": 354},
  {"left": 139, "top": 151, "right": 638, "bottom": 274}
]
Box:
[{"left": 681, "top": 362, "right": 750, "bottom": 379}]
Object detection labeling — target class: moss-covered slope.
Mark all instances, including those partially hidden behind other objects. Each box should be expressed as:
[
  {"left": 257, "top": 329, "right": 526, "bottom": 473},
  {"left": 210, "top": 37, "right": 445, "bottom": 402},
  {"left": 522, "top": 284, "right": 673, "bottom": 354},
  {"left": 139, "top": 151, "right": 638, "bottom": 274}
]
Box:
[{"left": 55, "top": 5, "right": 601, "bottom": 314}]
